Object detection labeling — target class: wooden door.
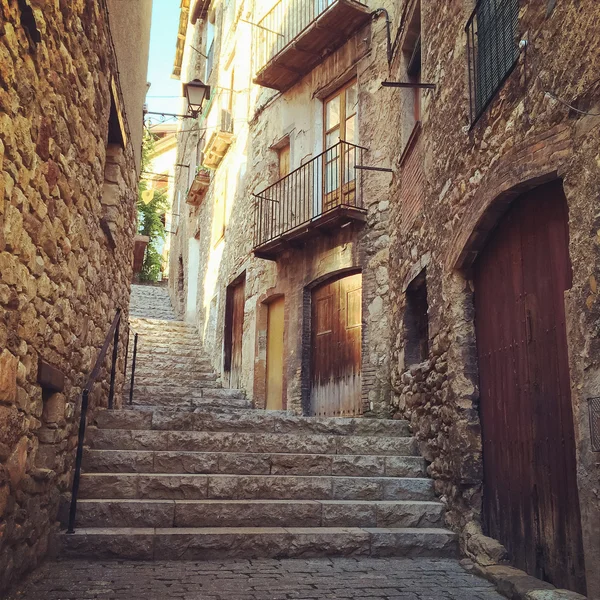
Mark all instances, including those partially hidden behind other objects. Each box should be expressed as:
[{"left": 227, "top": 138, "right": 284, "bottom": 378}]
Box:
[
  {"left": 474, "top": 180, "right": 586, "bottom": 594},
  {"left": 225, "top": 278, "right": 245, "bottom": 389},
  {"left": 310, "top": 273, "right": 362, "bottom": 417},
  {"left": 266, "top": 297, "right": 285, "bottom": 410}
]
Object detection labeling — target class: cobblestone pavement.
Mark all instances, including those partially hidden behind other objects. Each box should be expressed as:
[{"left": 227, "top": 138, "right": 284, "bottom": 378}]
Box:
[{"left": 6, "top": 558, "right": 503, "bottom": 600}]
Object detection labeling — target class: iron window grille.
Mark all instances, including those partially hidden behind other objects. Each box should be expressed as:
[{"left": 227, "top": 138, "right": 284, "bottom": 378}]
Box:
[{"left": 466, "top": 0, "right": 520, "bottom": 125}]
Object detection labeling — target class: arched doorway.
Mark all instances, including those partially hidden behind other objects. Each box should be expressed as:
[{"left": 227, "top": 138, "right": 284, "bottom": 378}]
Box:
[
  {"left": 310, "top": 271, "right": 362, "bottom": 417},
  {"left": 473, "top": 179, "right": 586, "bottom": 593}
]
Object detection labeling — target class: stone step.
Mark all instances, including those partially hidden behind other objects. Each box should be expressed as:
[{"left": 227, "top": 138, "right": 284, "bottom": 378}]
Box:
[
  {"left": 59, "top": 527, "right": 458, "bottom": 560},
  {"left": 83, "top": 449, "right": 426, "bottom": 477},
  {"left": 123, "top": 401, "right": 252, "bottom": 414},
  {"left": 133, "top": 347, "right": 208, "bottom": 358},
  {"left": 129, "top": 397, "right": 251, "bottom": 410},
  {"left": 74, "top": 499, "right": 444, "bottom": 528},
  {"left": 132, "top": 369, "right": 218, "bottom": 380},
  {"left": 94, "top": 409, "right": 412, "bottom": 437},
  {"left": 132, "top": 385, "right": 244, "bottom": 399},
  {"left": 128, "top": 378, "right": 221, "bottom": 389},
  {"left": 78, "top": 473, "right": 434, "bottom": 501},
  {"left": 87, "top": 428, "right": 418, "bottom": 455}
]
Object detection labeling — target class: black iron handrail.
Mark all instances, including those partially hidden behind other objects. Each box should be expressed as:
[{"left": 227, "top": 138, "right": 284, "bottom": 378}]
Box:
[
  {"left": 253, "top": 140, "right": 365, "bottom": 248},
  {"left": 67, "top": 308, "right": 132, "bottom": 534}
]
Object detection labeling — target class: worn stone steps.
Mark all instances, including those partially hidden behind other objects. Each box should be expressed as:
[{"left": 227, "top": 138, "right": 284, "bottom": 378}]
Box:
[
  {"left": 83, "top": 449, "right": 426, "bottom": 477},
  {"left": 94, "top": 408, "right": 411, "bottom": 436},
  {"left": 87, "top": 428, "right": 418, "bottom": 456},
  {"left": 74, "top": 499, "right": 444, "bottom": 528},
  {"left": 129, "top": 397, "right": 252, "bottom": 411},
  {"left": 78, "top": 473, "right": 435, "bottom": 501},
  {"left": 61, "top": 526, "right": 458, "bottom": 560},
  {"left": 131, "top": 384, "right": 245, "bottom": 398}
]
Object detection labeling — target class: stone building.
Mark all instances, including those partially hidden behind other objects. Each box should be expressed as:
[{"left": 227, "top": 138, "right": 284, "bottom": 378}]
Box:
[
  {"left": 169, "top": 0, "right": 398, "bottom": 418},
  {"left": 0, "top": 0, "right": 151, "bottom": 591},
  {"left": 169, "top": 0, "right": 599, "bottom": 596},
  {"left": 385, "top": 0, "right": 600, "bottom": 596}
]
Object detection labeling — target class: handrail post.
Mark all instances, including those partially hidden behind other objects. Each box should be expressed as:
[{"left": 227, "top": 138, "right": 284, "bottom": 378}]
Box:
[
  {"left": 129, "top": 332, "right": 138, "bottom": 405},
  {"left": 67, "top": 388, "right": 89, "bottom": 534},
  {"left": 108, "top": 316, "right": 120, "bottom": 410}
]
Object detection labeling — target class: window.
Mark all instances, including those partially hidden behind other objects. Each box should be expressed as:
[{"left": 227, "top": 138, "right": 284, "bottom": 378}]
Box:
[
  {"left": 323, "top": 80, "right": 358, "bottom": 202},
  {"left": 467, "top": 0, "right": 520, "bottom": 123},
  {"left": 278, "top": 143, "right": 290, "bottom": 178},
  {"left": 404, "top": 270, "right": 429, "bottom": 366},
  {"left": 324, "top": 79, "right": 358, "bottom": 150}
]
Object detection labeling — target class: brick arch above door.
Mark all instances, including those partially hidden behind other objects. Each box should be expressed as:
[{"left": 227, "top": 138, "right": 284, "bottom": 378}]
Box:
[{"left": 447, "top": 123, "right": 573, "bottom": 272}]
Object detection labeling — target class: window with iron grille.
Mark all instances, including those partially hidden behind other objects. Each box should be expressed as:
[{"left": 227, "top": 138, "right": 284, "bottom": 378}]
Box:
[{"left": 466, "top": 0, "right": 520, "bottom": 124}]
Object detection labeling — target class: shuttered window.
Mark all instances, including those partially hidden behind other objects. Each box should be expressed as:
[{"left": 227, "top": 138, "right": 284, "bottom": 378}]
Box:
[{"left": 466, "top": 0, "right": 519, "bottom": 123}]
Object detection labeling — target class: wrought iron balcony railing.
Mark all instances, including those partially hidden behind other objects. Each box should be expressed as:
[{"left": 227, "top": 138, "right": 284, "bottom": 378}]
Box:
[
  {"left": 253, "top": 140, "right": 366, "bottom": 258},
  {"left": 254, "top": 0, "right": 371, "bottom": 91}
]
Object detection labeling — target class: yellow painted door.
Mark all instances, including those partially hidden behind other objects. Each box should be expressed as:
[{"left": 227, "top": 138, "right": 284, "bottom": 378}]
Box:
[{"left": 266, "top": 297, "right": 285, "bottom": 410}]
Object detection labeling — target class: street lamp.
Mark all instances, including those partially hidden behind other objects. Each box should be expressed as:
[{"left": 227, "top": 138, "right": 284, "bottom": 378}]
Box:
[
  {"left": 144, "top": 79, "right": 211, "bottom": 122},
  {"left": 184, "top": 79, "right": 211, "bottom": 118}
]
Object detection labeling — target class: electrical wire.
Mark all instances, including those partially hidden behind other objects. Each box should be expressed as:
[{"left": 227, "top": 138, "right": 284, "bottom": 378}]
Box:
[{"left": 543, "top": 91, "right": 600, "bottom": 117}]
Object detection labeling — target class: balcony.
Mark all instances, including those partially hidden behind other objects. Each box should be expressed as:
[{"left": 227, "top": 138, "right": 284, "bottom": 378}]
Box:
[
  {"left": 202, "top": 92, "right": 234, "bottom": 169},
  {"left": 253, "top": 140, "right": 366, "bottom": 260},
  {"left": 254, "top": 0, "right": 371, "bottom": 92}
]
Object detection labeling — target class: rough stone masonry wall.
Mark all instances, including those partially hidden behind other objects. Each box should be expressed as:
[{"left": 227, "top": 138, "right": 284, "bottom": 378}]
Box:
[
  {"left": 387, "top": 0, "right": 600, "bottom": 590},
  {"left": 0, "top": 0, "right": 138, "bottom": 591}
]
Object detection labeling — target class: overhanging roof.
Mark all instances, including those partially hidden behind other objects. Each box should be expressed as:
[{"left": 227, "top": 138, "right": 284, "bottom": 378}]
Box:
[{"left": 172, "top": 0, "right": 191, "bottom": 79}]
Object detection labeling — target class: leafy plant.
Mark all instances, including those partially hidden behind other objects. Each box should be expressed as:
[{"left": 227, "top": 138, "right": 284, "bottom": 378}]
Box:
[{"left": 137, "top": 131, "right": 169, "bottom": 282}]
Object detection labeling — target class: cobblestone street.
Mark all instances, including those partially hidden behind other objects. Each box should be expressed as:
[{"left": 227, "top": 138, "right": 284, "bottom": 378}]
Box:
[{"left": 6, "top": 558, "right": 504, "bottom": 600}]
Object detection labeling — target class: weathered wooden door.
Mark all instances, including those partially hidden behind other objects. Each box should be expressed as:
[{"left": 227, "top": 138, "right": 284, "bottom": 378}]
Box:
[
  {"left": 224, "top": 278, "right": 245, "bottom": 389},
  {"left": 266, "top": 296, "right": 285, "bottom": 410},
  {"left": 310, "top": 273, "right": 362, "bottom": 417},
  {"left": 474, "top": 180, "right": 586, "bottom": 594}
]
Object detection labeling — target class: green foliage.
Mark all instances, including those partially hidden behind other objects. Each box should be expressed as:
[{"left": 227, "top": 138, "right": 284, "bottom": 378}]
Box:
[{"left": 137, "top": 130, "right": 169, "bottom": 282}]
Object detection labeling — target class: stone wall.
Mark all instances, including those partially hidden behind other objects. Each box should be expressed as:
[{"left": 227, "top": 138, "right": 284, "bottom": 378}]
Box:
[
  {"left": 0, "top": 0, "right": 145, "bottom": 591},
  {"left": 169, "top": 0, "right": 403, "bottom": 416},
  {"left": 387, "top": 0, "right": 600, "bottom": 593}
]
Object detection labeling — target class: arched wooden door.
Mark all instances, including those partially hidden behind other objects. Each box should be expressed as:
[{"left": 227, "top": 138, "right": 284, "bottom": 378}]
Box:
[
  {"left": 310, "top": 272, "right": 362, "bottom": 417},
  {"left": 473, "top": 180, "right": 586, "bottom": 594}
]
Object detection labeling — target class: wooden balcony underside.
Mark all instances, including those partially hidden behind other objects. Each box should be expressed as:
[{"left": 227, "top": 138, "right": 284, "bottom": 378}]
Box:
[
  {"left": 253, "top": 205, "right": 366, "bottom": 260},
  {"left": 254, "top": 0, "right": 371, "bottom": 92}
]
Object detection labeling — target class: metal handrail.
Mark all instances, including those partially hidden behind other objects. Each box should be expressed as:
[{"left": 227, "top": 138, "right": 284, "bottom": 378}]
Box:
[
  {"left": 67, "top": 308, "right": 125, "bottom": 534},
  {"left": 253, "top": 140, "right": 365, "bottom": 248}
]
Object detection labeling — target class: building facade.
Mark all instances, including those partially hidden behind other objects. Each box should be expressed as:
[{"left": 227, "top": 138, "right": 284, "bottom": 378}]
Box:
[
  {"left": 0, "top": 0, "right": 151, "bottom": 591},
  {"left": 169, "top": 0, "right": 599, "bottom": 596},
  {"left": 386, "top": 0, "right": 599, "bottom": 596},
  {"left": 169, "top": 0, "right": 397, "bottom": 418}
]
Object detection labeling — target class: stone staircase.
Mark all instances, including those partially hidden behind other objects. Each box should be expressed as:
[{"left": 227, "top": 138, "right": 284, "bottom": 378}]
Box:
[{"left": 61, "top": 284, "right": 457, "bottom": 560}]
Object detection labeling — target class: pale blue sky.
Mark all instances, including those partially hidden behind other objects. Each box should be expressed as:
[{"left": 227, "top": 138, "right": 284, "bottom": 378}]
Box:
[{"left": 146, "top": 0, "right": 183, "bottom": 119}]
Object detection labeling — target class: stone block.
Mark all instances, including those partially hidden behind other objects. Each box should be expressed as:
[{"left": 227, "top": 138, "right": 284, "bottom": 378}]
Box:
[
  {"left": 174, "top": 499, "right": 321, "bottom": 528},
  {"left": 42, "top": 392, "right": 65, "bottom": 424},
  {"left": 217, "top": 452, "right": 271, "bottom": 475},
  {"left": 76, "top": 499, "right": 175, "bottom": 528},
  {"left": 6, "top": 436, "right": 29, "bottom": 488},
  {"left": 320, "top": 500, "right": 377, "bottom": 527},
  {"left": 0, "top": 348, "right": 18, "bottom": 403},
  {"left": 270, "top": 453, "right": 332, "bottom": 476},
  {"left": 137, "top": 474, "right": 208, "bottom": 500},
  {"left": 154, "top": 451, "right": 220, "bottom": 474},
  {"left": 332, "top": 455, "right": 385, "bottom": 477},
  {"left": 83, "top": 450, "right": 154, "bottom": 474}
]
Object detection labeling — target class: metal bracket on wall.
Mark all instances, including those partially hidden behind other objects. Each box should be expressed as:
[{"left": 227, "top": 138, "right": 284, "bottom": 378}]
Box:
[
  {"left": 381, "top": 81, "right": 436, "bottom": 90},
  {"left": 355, "top": 165, "right": 393, "bottom": 173},
  {"left": 589, "top": 397, "right": 600, "bottom": 452}
]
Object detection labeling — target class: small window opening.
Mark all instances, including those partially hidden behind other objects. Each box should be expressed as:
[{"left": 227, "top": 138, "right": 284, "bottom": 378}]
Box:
[
  {"left": 18, "top": 0, "right": 41, "bottom": 45},
  {"left": 108, "top": 92, "right": 125, "bottom": 147},
  {"left": 404, "top": 270, "right": 429, "bottom": 366}
]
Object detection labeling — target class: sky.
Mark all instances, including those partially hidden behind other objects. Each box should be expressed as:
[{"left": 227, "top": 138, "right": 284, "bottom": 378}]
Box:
[{"left": 145, "top": 0, "right": 184, "bottom": 121}]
